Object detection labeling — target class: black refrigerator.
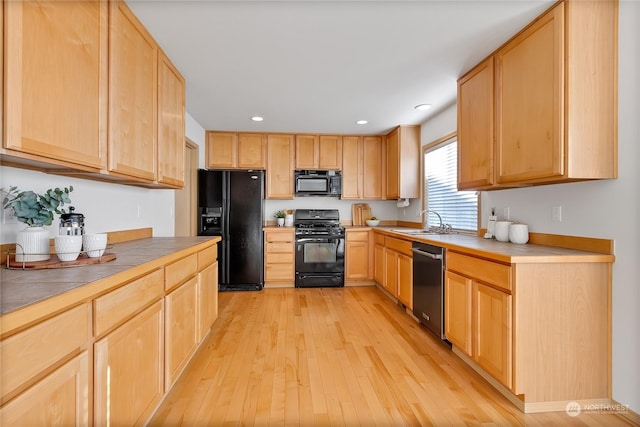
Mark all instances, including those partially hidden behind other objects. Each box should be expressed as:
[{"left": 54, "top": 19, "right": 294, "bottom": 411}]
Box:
[{"left": 197, "top": 169, "right": 264, "bottom": 291}]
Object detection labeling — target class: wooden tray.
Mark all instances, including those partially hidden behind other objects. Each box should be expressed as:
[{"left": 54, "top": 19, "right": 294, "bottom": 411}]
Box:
[{"left": 6, "top": 252, "right": 116, "bottom": 270}]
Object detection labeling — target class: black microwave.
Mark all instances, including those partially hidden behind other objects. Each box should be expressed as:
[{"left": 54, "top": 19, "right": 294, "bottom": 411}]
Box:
[{"left": 295, "top": 170, "right": 341, "bottom": 197}]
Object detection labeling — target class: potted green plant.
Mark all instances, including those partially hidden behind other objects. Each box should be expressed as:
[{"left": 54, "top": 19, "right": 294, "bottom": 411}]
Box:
[
  {"left": 274, "top": 210, "right": 286, "bottom": 226},
  {"left": 2, "top": 186, "right": 74, "bottom": 262}
]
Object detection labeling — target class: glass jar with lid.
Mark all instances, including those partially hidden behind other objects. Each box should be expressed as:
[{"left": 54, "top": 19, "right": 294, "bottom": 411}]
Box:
[{"left": 59, "top": 206, "right": 85, "bottom": 236}]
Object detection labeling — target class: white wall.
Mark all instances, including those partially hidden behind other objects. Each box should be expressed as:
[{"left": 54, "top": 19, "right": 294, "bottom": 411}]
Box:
[
  {"left": 0, "top": 112, "right": 206, "bottom": 242},
  {"left": 416, "top": 1, "right": 640, "bottom": 412},
  {"left": 265, "top": 198, "right": 398, "bottom": 224}
]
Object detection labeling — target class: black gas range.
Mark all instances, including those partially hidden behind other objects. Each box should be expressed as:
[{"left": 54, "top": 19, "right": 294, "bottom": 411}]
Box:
[{"left": 293, "top": 209, "right": 345, "bottom": 288}]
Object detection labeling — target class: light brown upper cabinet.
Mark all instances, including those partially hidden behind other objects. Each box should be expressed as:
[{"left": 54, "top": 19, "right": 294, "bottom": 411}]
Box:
[
  {"left": 342, "top": 135, "right": 384, "bottom": 200},
  {"left": 386, "top": 126, "right": 420, "bottom": 199},
  {"left": 458, "top": 0, "right": 618, "bottom": 190},
  {"left": 266, "top": 134, "right": 295, "bottom": 199},
  {"left": 295, "top": 134, "right": 342, "bottom": 170},
  {"left": 206, "top": 131, "right": 266, "bottom": 169},
  {"left": 157, "top": 50, "right": 186, "bottom": 188},
  {"left": 3, "top": 0, "right": 108, "bottom": 171},
  {"left": 457, "top": 58, "right": 495, "bottom": 190},
  {"left": 108, "top": 0, "right": 158, "bottom": 182}
]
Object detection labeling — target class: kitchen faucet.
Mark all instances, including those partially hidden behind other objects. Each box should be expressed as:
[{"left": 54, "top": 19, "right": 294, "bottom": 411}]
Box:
[{"left": 417, "top": 209, "right": 452, "bottom": 234}]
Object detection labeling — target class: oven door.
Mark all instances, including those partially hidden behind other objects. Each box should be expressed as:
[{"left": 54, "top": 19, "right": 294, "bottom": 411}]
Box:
[{"left": 295, "top": 235, "right": 345, "bottom": 287}]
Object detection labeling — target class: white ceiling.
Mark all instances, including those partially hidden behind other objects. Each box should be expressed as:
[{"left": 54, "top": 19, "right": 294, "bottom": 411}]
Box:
[{"left": 127, "top": 0, "right": 555, "bottom": 135}]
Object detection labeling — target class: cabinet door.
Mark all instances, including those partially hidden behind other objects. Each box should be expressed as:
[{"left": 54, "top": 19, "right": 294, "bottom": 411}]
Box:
[
  {"left": 341, "top": 136, "right": 361, "bottom": 199},
  {"left": 165, "top": 276, "right": 199, "bottom": 389},
  {"left": 444, "top": 271, "right": 472, "bottom": 356},
  {"left": 362, "top": 136, "right": 383, "bottom": 199},
  {"left": 95, "top": 300, "right": 164, "bottom": 426},
  {"left": 109, "top": 0, "right": 158, "bottom": 181},
  {"left": 207, "top": 132, "right": 237, "bottom": 168},
  {"left": 397, "top": 253, "right": 413, "bottom": 309},
  {"left": 385, "top": 128, "right": 400, "bottom": 199},
  {"left": 0, "top": 352, "right": 89, "bottom": 426},
  {"left": 198, "top": 261, "right": 219, "bottom": 341},
  {"left": 345, "top": 231, "right": 370, "bottom": 280},
  {"left": 295, "top": 134, "right": 318, "bottom": 169},
  {"left": 237, "top": 133, "right": 266, "bottom": 169},
  {"left": 374, "top": 243, "right": 385, "bottom": 286},
  {"left": 458, "top": 57, "right": 494, "bottom": 190},
  {"left": 496, "top": 5, "right": 564, "bottom": 184},
  {"left": 4, "top": 0, "right": 108, "bottom": 170},
  {"left": 266, "top": 134, "right": 295, "bottom": 199},
  {"left": 157, "top": 50, "right": 185, "bottom": 188},
  {"left": 318, "top": 135, "right": 342, "bottom": 169},
  {"left": 384, "top": 249, "right": 398, "bottom": 296},
  {"left": 473, "top": 282, "right": 512, "bottom": 389}
]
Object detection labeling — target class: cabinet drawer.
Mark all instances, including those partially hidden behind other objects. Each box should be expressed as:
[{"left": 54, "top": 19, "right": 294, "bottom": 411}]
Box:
[
  {"left": 198, "top": 244, "right": 217, "bottom": 270},
  {"left": 265, "top": 231, "right": 294, "bottom": 243},
  {"left": 1, "top": 303, "right": 90, "bottom": 402},
  {"left": 266, "top": 242, "right": 293, "bottom": 254},
  {"left": 266, "top": 264, "right": 294, "bottom": 281},
  {"left": 94, "top": 268, "right": 164, "bottom": 337},
  {"left": 347, "top": 230, "right": 369, "bottom": 242},
  {"left": 447, "top": 252, "right": 511, "bottom": 292},
  {"left": 165, "top": 253, "right": 198, "bottom": 291},
  {"left": 266, "top": 252, "right": 294, "bottom": 264},
  {"left": 386, "top": 237, "right": 412, "bottom": 256}
]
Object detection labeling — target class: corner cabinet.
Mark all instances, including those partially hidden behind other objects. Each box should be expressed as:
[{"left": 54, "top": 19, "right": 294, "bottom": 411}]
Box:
[
  {"left": 266, "top": 134, "right": 295, "bottom": 199},
  {"left": 458, "top": 0, "right": 618, "bottom": 190},
  {"left": 385, "top": 126, "right": 420, "bottom": 200},
  {"left": 3, "top": 0, "right": 108, "bottom": 171}
]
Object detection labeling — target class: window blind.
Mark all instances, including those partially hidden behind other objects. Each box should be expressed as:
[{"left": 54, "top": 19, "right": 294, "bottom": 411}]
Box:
[{"left": 424, "top": 139, "right": 478, "bottom": 231}]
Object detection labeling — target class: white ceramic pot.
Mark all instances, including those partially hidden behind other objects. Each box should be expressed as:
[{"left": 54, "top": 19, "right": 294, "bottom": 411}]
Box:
[
  {"left": 494, "top": 221, "right": 513, "bottom": 242},
  {"left": 509, "top": 223, "right": 529, "bottom": 244},
  {"left": 83, "top": 233, "right": 108, "bottom": 258},
  {"left": 276, "top": 217, "right": 285, "bottom": 227},
  {"left": 55, "top": 235, "right": 83, "bottom": 261},
  {"left": 16, "top": 226, "right": 51, "bottom": 262}
]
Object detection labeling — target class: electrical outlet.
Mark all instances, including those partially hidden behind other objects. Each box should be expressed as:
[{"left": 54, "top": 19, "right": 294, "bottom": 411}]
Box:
[
  {"left": 552, "top": 205, "right": 562, "bottom": 222},
  {"left": 3, "top": 208, "right": 18, "bottom": 224}
]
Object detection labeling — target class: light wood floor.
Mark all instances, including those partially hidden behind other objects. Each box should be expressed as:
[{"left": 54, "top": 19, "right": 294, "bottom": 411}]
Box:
[{"left": 148, "top": 286, "right": 634, "bottom": 426}]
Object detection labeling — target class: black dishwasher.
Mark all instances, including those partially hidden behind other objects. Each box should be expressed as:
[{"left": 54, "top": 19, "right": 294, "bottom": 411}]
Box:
[{"left": 411, "top": 242, "right": 447, "bottom": 341}]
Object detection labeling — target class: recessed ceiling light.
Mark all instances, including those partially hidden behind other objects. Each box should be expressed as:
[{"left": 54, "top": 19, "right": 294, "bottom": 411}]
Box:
[
  {"left": 415, "top": 104, "right": 432, "bottom": 111},
  {"left": 356, "top": 120, "right": 368, "bottom": 125},
  {"left": 251, "top": 116, "right": 264, "bottom": 122}
]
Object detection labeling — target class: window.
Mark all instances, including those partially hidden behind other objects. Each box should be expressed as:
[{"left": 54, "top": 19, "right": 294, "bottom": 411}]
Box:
[{"left": 423, "top": 134, "right": 478, "bottom": 232}]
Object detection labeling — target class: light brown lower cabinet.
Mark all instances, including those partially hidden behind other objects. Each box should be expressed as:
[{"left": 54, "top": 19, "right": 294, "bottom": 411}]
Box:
[
  {"left": 0, "top": 351, "right": 90, "bottom": 426},
  {"left": 373, "top": 232, "right": 413, "bottom": 308},
  {"left": 165, "top": 276, "right": 199, "bottom": 389},
  {"left": 94, "top": 300, "right": 165, "bottom": 426},
  {"left": 264, "top": 228, "right": 295, "bottom": 286},
  {"left": 0, "top": 240, "right": 219, "bottom": 426},
  {"left": 445, "top": 250, "right": 611, "bottom": 411},
  {"left": 345, "top": 229, "right": 371, "bottom": 281}
]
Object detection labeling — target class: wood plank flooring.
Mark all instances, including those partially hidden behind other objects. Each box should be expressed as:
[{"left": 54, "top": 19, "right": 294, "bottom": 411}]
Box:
[{"left": 148, "top": 286, "right": 634, "bottom": 426}]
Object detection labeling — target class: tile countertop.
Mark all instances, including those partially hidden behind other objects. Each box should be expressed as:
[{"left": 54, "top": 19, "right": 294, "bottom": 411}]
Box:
[
  {"left": 0, "top": 236, "right": 220, "bottom": 316},
  {"left": 372, "top": 227, "right": 615, "bottom": 264}
]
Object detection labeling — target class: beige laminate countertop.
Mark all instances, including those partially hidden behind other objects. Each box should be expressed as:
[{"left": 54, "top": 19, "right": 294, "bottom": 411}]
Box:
[
  {"left": 372, "top": 227, "right": 614, "bottom": 264},
  {"left": 0, "top": 236, "right": 220, "bottom": 317}
]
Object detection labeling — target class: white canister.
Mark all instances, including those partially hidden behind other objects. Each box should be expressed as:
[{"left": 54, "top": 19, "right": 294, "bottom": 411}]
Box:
[
  {"left": 509, "top": 223, "right": 529, "bottom": 244},
  {"left": 494, "top": 221, "right": 513, "bottom": 242},
  {"left": 284, "top": 214, "right": 294, "bottom": 227}
]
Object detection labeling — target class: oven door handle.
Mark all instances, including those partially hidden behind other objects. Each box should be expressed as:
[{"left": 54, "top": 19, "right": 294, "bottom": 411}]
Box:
[
  {"left": 296, "top": 237, "right": 339, "bottom": 242},
  {"left": 410, "top": 248, "right": 443, "bottom": 260}
]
